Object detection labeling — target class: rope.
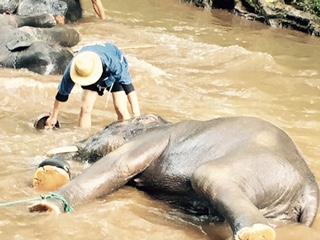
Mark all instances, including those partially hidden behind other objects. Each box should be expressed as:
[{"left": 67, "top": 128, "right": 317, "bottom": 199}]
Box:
[
  {"left": 105, "top": 81, "right": 114, "bottom": 109},
  {"left": 0, "top": 197, "right": 42, "bottom": 207},
  {"left": 42, "top": 193, "right": 74, "bottom": 213},
  {"left": 0, "top": 193, "right": 73, "bottom": 213}
]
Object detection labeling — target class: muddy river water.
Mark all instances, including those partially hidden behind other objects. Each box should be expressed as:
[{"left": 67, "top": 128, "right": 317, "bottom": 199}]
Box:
[{"left": 0, "top": 0, "right": 319, "bottom": 239}]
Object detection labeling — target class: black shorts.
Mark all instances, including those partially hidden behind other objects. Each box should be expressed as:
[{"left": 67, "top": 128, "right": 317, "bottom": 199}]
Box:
[{"left": 81, "top": 82, "right": 135, "bottom": 96}]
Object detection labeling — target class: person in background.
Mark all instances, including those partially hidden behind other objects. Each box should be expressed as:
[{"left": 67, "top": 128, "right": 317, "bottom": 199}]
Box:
[
  {"left": 91, "top": 0, "right": 106, "bottom": 20},
  {"left": 45, "top": 43, "right": 141, "bottom": 129},
  {"left": 54, "top": 0, "right": 106, "bottom": 25}
]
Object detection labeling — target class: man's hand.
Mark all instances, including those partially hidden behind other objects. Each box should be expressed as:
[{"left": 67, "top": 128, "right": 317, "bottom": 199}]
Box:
[
  {"left": 54, "top": 15, "right": 65, "bottom": 25},
  {"left": 45, "top": 114, "right": 58, "bottom": 129}
]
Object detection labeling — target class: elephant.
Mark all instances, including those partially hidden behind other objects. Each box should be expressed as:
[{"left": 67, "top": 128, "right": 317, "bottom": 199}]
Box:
[
  {"left": 30, "top": 114, "right": 319, "bottom": 240},
  {"left": 0, "top": 14, "right": 79, "bottom": 74}
]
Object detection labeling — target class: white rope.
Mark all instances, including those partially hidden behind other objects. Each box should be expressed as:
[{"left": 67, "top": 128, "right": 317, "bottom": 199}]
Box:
[{"left": 105, "top": 81, "right": 114, "bottom": 109}]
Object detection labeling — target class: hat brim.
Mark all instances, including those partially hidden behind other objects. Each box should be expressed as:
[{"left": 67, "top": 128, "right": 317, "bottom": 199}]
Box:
[{"left": 70, "top": 52, "right": 103, "bottom": 86}]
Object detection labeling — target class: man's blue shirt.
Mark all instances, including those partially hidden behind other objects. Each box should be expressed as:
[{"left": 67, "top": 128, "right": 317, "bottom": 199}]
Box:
[{"left": 56, "top": 43, "right": 132, "bottom": 102}]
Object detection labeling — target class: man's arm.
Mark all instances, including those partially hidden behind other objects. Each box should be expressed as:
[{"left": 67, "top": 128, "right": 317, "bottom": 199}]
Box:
[
  {"left": 46, "top": 65, "right": 75, "bottom": 128},
  {"left": 91, "top": 0, "right": 106, "bottom": 20},
  {"left": 120, "top": 83, "right": 140, "bottom": 117},
  {"left": 46, "top": 99, "right": 63, "bottom": 128}
]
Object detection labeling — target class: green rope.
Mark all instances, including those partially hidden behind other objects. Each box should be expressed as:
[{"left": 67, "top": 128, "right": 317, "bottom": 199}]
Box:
[
  {"left": 0, "top": 193, "right": 73, "bottom": 213},
  {"left": 41, "top": 193, "right": 74, "bottom": 213}
]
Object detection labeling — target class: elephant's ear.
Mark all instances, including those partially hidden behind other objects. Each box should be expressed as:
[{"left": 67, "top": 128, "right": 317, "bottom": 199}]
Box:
[{"left": 6, "top": 30, "right": 33, "bottom": 51}]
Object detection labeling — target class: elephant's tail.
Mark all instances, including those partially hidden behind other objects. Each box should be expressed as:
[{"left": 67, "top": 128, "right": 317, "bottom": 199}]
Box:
[{"left": 300, "top": 180, "right": 319, "bottom": 226}]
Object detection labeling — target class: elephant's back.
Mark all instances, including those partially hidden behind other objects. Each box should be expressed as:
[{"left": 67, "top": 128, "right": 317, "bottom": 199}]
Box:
[{"left": 134, "top": 117, "right": 314, "bottom": 194}]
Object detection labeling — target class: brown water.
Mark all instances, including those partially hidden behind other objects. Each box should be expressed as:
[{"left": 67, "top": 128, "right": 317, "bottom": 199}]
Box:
[{"left": 0, "top": 0, "right": 319, "bottom": 239}]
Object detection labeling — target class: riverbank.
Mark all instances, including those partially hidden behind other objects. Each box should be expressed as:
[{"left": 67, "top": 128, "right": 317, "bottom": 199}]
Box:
[{"left": 184, "top": 0, "right": 320, "bottom": 36}]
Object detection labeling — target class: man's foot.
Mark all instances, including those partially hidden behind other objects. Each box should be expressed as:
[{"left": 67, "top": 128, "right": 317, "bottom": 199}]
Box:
[
  {"left": 33, "top": 161, "right": 70, "bottom": 192},
  {"left": 235, "top": 224, "right": 276, "bottom": 240}
]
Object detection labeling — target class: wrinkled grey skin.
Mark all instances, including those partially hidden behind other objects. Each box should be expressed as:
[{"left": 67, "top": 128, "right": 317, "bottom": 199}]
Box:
[
  {"left": 0, "top": 14, "right": 79, "bottom": 74},
  {"left": 34, "top": 114, "right": 319, "bottom": 237},
  {"left": 0, "top": 0, "right": 82, "bottom": 22}
]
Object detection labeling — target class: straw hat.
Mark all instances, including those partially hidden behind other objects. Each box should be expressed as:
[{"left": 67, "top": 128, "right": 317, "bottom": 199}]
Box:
[{"left": 70, "top": 51, "right": 103, "bottom": 86}]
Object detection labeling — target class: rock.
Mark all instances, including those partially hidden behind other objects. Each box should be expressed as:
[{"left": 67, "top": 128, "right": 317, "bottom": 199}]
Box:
[{"left": 184, "top": 0, "right": 320, "bottom": 36}]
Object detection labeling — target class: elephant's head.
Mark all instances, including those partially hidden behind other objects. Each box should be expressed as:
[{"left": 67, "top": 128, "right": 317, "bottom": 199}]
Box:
[
  {"left": 33, "top": 114, "right": 170, "bottom": 191},
  {"left": 75, "top": 114, "right": 170, "bottom": 163},
  {"left": 40, "top": 114, "right": 170, "bottom": 166}
]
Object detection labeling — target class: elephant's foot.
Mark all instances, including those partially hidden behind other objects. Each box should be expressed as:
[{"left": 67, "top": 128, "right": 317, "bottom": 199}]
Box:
[
  {"left": 33, "top": 165, "right": 70, "bottom": 192},
  {"left": 235, "top": 224, "right": 276, "bottom": 240},
  {"left": 29, "top": 199, "right": 62, "bottom": 214}
]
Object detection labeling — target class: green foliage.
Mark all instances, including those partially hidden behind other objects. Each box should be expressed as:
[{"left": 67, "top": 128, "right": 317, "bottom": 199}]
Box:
[
  {"left": 314, "top": 0, "right": 320, "bottom": 16},
  {"left": 290, "top": 0, "right": 320, "bottom": 16}
]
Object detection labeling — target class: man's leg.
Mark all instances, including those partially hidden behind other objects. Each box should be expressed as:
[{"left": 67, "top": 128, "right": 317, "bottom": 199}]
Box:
[
  {"left": 112, "top": 91, "right": 131, "bottom": 121},
  {"left": 127, "top": 90, "right": 140, "bottom": 118},
  {"left": 79, "top": 90, "right": 98, "bottom": 128},
  {"left": 91, "top": 0, "right": 106, "bottom": 20}
]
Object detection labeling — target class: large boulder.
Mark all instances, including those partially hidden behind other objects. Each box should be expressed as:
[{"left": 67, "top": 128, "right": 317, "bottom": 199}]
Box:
[
  {"left": 0, "top": 0, "right": 19, "bottom": 14},
  {"left": 17, "top": 0, "right": 68, "bottom": 17},
  {"left": 0, "top": 0, "right": 82, "bottom": 22},
  {"left": 0, "top": 13, "right": 57, "bottom": 28},
  {"left": 0, "top": 14, "right": 79, "bottom": 74},
  {"left": 0, "top": 0, "right": 82, "bottom": 75}
]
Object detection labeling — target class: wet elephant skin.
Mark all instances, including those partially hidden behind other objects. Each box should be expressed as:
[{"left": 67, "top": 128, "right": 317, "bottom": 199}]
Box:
[{"left": 35, "top": 115, "right": 319, "bottom": 238}]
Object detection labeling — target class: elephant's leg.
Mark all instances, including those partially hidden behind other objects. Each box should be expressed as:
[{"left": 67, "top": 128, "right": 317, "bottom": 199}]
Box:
[
  {"left": 191, "top": 163, "right": 275, "bottom": 240},
  {"left": 29, "top": 129, "right": 170, "bottom": 213},
  {"left": 33, "top": 155, "right": 71, "bottom": 192},
  {"left": 32, "top": 143, "right": 78, "bottom": 192}
]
